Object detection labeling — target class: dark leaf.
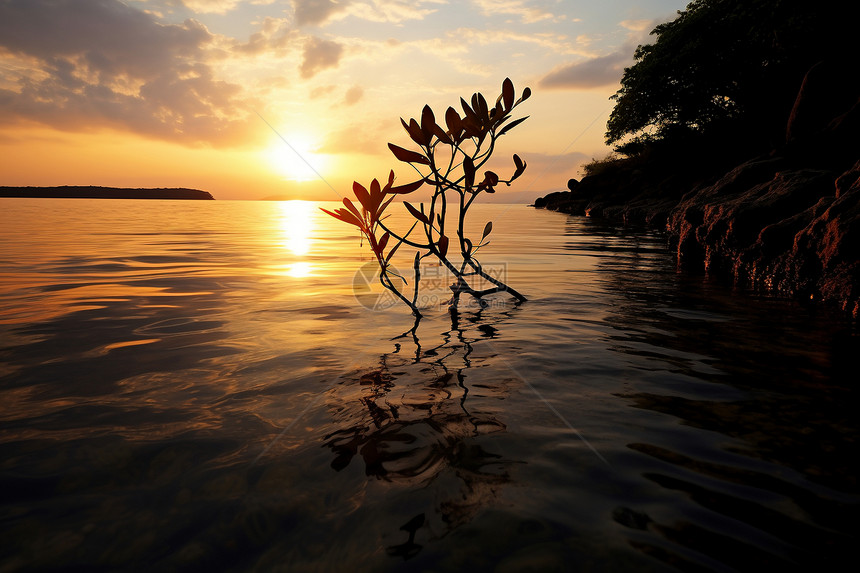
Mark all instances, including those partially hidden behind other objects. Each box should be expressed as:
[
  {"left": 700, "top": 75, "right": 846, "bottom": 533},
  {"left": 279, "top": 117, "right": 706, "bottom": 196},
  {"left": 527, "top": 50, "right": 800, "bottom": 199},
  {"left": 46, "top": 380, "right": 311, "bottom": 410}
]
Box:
[
  {"left": 445, "top": 106, "right": 462, "bottom": 135},
  {"left": 320, "top": 207, "right": 362, "bottom": 228},
  {"left": 497, "top": 115, "right": 529, "bottom": 137},
  {"left": 389, "top": 179, "right": 424, "bottom": 194},
  {"left": 463, "top": 156, "right": 475, "bottom": 189},
  {"left": 437, "top": 234, "right": 449, "bottom": 258},
  {"left": 515, "top": 86, "right": 531, "bottom": 106},
  {"left": 385, "top": 238, "right": 401, "bottom": 263},
  {"left": 433, "top": 123, "right": 453, "bottom": 145},
  {"left": 460, "top": 97, "right": 480, "bottom": 126},
  {"left": 342, "top": 197, "right": 363, "bottom": 222},
  {"left": 476, "top": 92, "right": 489, "bottom": 122},
  {"left": 502, "top": 77, "right": 514, "bottom": 109},
  {"left": 512, "top": 154, "right": 527, "bottom": 180},
  {"left": 402, "top": 117, "right": 429, "bottom": 146},
  {"left": 481, "top": 221, "right": 493, "bottom": 240},
  {"left": 421, "top": 105, "right": 436, "bottom": 139},
  {"left": 379, "top": 195, "right": 395, "bottom": 214},
  {"left": 404, "top": 202, "right": 429, "bottom": 224},
  {"left": 378, "top": 231, "right": 390, "bottom": 252},
  {"left": 353, "top": 182, "right": 370, "bottom": 211},
  {"left": 388, "top": 143, "right": 430, "bottom": 165}
]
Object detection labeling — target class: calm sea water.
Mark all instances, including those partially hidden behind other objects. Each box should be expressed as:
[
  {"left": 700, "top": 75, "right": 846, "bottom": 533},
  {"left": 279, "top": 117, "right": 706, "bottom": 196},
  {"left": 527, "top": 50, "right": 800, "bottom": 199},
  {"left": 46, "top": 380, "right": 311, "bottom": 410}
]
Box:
[{"left": 1, "top": 198, "right": 858, "bottom": 571}]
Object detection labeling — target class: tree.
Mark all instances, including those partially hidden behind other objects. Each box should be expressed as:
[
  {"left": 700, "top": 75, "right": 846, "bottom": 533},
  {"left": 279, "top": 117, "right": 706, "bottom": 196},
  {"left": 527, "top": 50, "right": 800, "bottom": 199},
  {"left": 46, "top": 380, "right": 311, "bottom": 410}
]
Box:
[
  {"left": 323, "top": 78, "right": 530, "bottom": 318},
  {"left": 606, "top": 0, "right": 851, "bottom": 151}
]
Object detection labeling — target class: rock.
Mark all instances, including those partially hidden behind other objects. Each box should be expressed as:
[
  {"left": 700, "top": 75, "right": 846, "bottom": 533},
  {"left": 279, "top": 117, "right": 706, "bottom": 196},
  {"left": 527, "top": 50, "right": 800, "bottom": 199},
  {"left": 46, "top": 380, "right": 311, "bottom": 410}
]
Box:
[
  {"left": 532, "top": 190, "right": 570, "bottom": 209},
  {"left": 533, "top": 59, "right": 860, "bottom": 317},
  {"left": 786, "top": 59, "right": 860, "bottom": 143}
]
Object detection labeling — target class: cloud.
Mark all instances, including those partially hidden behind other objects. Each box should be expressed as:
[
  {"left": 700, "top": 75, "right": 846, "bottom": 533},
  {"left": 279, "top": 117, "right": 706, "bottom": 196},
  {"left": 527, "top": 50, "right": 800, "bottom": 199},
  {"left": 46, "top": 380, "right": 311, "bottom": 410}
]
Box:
[
  {"left": 347, "top": 0, "right": 442, "bottom": 23},
  {"left": 177, "top": 0, "right": 245, "bottom": 14},
  {"left": 620, "top": 19, "right": 655, "bottom": 32},
  {"left": 291, "top": 0, "right": 442, "bottom": 26},
  {"left": 0, "top": 0, "right": 254, "bottom": 145},
  {"left": 299, "top": 36, "right": 344, "bottom": 78},
  {"left": 538, "top": 43, "right": 634, "bottom": 89},
  {"left": 292, "top": 0, "right": 347, "bottom": 26},
  {"left": 233, "top": 16, "right": 295, "bottom": 54},
  {"left": 343, "top": 85, "right": 364, "bottom": 105},
  {"left": 471, "top": 0, "right": 560, "bottom": 24}
]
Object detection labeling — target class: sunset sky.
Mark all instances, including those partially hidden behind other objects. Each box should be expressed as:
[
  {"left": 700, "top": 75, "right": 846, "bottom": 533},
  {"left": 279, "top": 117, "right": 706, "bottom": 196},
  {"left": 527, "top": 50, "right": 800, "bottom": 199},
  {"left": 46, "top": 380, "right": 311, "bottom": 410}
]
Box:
[{"left": 0, "top": 0, "right": 689, "bottom": 201}]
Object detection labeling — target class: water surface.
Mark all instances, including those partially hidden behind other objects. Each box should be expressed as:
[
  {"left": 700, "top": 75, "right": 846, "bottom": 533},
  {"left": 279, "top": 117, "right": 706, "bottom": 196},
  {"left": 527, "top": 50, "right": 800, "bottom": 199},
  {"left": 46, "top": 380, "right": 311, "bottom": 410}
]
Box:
[{"left": 1, "top": 199, "right": 857, "bottom": 571}]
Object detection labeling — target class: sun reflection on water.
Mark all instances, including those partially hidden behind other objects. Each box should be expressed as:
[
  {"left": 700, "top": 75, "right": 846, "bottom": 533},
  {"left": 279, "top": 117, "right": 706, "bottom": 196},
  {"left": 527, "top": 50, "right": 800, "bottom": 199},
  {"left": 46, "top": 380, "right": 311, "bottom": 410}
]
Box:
[{"left": 279, "top": 200, "right": 315, "bottom": 277}]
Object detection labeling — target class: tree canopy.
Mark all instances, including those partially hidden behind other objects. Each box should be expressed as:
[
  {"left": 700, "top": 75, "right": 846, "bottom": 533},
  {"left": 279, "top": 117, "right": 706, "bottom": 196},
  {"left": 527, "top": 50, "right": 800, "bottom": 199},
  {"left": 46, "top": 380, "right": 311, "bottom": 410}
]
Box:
[{"left": 606, "top": 0, "right": 852, "bottom": 152}]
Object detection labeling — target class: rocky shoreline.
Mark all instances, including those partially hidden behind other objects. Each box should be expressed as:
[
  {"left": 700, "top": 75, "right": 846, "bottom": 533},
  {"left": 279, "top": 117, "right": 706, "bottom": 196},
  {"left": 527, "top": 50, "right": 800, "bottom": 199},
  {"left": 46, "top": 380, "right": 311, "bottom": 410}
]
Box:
[{"left": 534, "top": 62, "right": 860, "bottom": 318}]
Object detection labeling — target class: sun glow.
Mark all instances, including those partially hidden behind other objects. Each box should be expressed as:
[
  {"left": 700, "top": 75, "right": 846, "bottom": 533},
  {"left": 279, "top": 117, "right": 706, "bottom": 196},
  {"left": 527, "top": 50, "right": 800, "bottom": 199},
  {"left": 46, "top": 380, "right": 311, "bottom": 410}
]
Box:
[
  {"left": 266, "top": 134, "right": 327, "bottom": 182},
  {"left": 279, "top": 200, "right": 315, "bottom": 277}
]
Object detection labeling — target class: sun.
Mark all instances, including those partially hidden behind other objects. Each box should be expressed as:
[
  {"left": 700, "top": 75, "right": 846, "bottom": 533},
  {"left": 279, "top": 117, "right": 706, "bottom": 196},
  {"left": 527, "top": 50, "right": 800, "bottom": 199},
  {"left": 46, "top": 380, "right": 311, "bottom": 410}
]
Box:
[{"left": 266, "top": 134, "right": 327, "bottom": 182}]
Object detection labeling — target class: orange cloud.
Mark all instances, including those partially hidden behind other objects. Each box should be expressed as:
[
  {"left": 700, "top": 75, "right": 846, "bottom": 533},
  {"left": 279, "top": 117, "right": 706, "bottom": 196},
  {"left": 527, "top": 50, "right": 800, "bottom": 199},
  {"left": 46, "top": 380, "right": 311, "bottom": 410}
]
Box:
[{"left": 0, "top": 0, "right": 255, "bottom": 146}]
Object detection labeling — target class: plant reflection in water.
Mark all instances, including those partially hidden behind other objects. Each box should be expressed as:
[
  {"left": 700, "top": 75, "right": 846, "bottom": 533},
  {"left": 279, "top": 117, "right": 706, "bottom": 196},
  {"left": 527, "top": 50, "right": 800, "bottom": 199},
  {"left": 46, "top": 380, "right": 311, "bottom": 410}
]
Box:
[{"left": 322, "top": 303, "right": 523, "bottom": 559}]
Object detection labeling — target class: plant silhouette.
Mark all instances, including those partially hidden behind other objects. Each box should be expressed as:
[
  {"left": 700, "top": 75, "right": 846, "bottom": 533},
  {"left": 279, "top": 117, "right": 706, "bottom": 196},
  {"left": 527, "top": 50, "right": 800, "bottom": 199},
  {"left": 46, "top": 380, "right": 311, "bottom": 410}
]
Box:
[{"left": 323, "top": 78, "right": 530, "bottom": 317}]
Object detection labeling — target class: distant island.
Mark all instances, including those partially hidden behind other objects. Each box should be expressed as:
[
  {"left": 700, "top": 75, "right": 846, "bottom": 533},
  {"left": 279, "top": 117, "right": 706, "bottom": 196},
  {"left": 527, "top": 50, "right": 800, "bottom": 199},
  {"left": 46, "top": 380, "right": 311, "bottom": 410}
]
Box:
[{"left": 0, "top": 186, "right": 214, "bottom": 200}]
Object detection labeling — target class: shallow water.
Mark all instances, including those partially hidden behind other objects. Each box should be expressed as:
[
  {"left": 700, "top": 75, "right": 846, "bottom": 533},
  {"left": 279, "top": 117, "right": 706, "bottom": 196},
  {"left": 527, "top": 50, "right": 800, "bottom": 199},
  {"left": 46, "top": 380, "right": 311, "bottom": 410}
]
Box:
[{"left": 1, "top": 199, "right": 857, "bottom": 571}]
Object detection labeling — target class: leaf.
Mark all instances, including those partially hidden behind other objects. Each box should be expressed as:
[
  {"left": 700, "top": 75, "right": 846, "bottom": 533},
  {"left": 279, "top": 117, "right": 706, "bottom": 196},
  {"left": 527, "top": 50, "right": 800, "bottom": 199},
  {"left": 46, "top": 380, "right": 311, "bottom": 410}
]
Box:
[
  {"left": 476, "top": 93, "right": 490, "bottom": 122},
  {"left": 379, "top": 195, "right": 395, "bottom": 214},
  {"left": 388, "top": 179, "right": 424, "bottom": 194},
  {"left": 502, "top": 77, "right": 514, "bottom": 110},
  {"left": 481, "top": 221, "right": 493, "bottom": 240},
  {"left": 483, "top": 171, "right": 499, "bottom": 186},
  {"left": 352, "top": 181, "right": 370, "bottom": 211},
  {"left": 437, "top": 234, "right": 449, "bottom": 258},
  {"left": 385, "top": 238, "right": 401, "bottom": 263},
  {"left": 515, "top": 86, "right": 531, "bottom": 106},
  {"left": 513, "top": 153, "right": 524, "bottom": 171},
  {"left": 402, "top": 117, "right": 429, "bottom": 146},
  {"left": 342, "top": 197, "right": 363, "bottom": 222},
  {"left": 404, "top": 201, "right": 429, "bottom": 224},
  {"left": 497, "top": 115, "right": 529, "bottom": 137},
  {"left": 421, "top": 105, "right": 436, "bottom": 139},
  {"left": 389, "top": 142, "right": 429, "bottom": 165},
  {"left": 512, "top": 154, "right": 527, "bottom": 181},
  {"left": 445, "top": 107, "right": 462, "bottom": 136},
  {"left": 433, "top": 123, "right": 452, "bottom": 145},
  {"left": 378, "top": 231, "right": 390, "bottom": 252},
  {"left": 463, "top": 156, "right": 475, "bottom": 189},
  {"left": 320, "top": 207, "right": 362, "bottom": 228},
  {"left": 463, "top": 238, "right": 473, "bottom": 256},
  {"left": 460, "top": 97, "right": 480, "bottom": 126},
  {"left": 491, "top": 99, "right": 504, "bottom": 123}
]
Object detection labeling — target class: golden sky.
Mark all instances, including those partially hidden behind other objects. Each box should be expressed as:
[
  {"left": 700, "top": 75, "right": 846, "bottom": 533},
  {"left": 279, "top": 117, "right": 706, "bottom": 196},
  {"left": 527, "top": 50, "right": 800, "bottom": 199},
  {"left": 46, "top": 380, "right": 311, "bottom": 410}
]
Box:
[{"left": 0, "top": 0, "right": 688, "bottom": 201}]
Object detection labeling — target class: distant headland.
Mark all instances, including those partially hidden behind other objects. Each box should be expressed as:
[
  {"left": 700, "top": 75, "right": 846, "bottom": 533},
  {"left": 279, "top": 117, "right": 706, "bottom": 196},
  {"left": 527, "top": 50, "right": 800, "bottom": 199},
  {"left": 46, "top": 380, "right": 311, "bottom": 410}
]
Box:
[{"left": 0, "top": 186, "right": 214, "bottom": 200}]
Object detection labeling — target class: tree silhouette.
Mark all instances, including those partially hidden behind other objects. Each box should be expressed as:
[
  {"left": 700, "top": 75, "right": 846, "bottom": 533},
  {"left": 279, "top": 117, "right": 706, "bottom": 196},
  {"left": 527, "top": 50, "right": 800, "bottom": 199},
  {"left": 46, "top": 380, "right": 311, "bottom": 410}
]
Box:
[
  {"left": 606, "top": 0, "right": 852, "bottom": 152},
  {"left": 323, "top": 78, "right": 530, "bottom": 317}
]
